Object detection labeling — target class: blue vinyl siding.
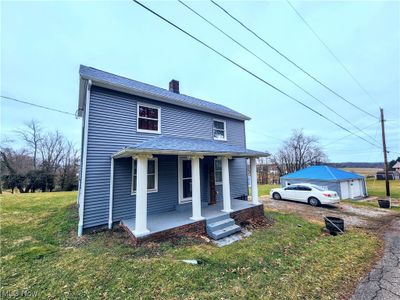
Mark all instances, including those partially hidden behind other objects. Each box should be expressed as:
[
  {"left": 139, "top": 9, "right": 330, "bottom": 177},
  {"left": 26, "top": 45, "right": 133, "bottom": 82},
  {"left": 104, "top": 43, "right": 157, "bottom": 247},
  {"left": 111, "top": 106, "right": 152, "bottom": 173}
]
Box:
[
  {"left": 82, "top": 86, "right": 247, "bottom": 229},
  {"left": 112, "top": 155, "right": 178, "bottom": 222},
  {"left": 229, "top": 158, "right": 248, "bottom": 198}
]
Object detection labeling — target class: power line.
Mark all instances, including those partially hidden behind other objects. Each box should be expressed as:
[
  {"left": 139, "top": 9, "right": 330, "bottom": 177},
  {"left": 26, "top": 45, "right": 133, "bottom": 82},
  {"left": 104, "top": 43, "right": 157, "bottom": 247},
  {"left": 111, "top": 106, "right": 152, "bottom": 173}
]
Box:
[
  {"left": 133, "top": 0, "right": 381, "bottom": 149},
  {"left": 286, "top": 0, "right": 379, "bottom": 107},
  {"left": 247, "top": 128, "right": 285, "bottom": 142},
  {"left": 178, "top": 0, "right": 380, "bottom": 144},
  {"left": 322, "top": 121, "right": 379, "bottom": 147},
  {"left": 210, "top": 0, "right": 379, "bottom": 120},
  {"left": 1, "top": 95, "right": 76, "bottom": 116}
]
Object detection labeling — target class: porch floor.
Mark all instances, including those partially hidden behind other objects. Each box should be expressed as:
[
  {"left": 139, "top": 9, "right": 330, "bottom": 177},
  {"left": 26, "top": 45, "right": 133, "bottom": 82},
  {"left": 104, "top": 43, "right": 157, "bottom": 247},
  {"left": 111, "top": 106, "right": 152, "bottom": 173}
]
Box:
[{"left": 121, "top": 200, "right": 260, "bottom": 236}]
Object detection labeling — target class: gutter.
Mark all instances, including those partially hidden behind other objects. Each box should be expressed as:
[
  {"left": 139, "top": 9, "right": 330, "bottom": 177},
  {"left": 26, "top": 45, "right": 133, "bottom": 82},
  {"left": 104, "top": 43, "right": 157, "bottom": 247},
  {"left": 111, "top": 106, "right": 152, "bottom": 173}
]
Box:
[{"left": 78, "top": 79, "right": 92, "bottom": 236}]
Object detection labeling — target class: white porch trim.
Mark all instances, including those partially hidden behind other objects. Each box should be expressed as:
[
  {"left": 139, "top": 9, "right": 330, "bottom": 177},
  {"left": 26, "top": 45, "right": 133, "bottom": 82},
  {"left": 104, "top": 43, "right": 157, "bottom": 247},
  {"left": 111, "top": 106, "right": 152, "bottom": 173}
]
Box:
[
  {"left": 133, "top": 154, "right": 152, "bottom": 237},
  {"left": 190, "top": 155, "right": 204, "bottom": 221},
  {"left": 221, "top": 156, "right": 233, "bottom": 212},
  {"left": 77, "top": 80, "right": 92, "bottom": 237},
  {"left": 250, "top": 157, "right": 260, "bottom": 204}
]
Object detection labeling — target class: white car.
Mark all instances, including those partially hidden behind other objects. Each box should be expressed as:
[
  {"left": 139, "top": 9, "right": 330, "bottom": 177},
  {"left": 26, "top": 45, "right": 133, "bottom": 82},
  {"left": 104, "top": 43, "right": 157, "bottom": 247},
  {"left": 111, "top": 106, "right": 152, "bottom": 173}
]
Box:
[{"left": 270, "top": 183, "right": 340, "bottom": 206}]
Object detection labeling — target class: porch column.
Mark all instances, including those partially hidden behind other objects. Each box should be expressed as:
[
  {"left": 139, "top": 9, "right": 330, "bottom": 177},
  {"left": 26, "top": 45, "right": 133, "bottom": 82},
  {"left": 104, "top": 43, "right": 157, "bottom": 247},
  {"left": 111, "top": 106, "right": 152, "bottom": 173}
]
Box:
[
  {"left": 221, "top": 156, "right": 233, "bottom": 212},
  {"left": 190, "top": 155, "right": 204, "bottom": 221},
  {"left": 250, "top": 157, "right": 260, "bottom": 204},
  {"left": 134, "top": 154, "right": 152, "bottom": 237}
]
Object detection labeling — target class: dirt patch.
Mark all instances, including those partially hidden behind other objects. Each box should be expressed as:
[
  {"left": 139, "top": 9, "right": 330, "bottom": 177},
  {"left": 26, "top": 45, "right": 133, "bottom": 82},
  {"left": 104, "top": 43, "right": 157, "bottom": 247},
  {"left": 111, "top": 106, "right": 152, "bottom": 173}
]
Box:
[{"left": 261, "top": 196, "right": 399, "bottom": 233}]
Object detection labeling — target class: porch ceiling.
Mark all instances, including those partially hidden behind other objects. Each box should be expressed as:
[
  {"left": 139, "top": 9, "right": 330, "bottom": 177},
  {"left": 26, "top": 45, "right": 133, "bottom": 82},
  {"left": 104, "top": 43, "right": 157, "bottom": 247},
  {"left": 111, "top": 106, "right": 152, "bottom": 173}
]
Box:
[{"left": 112, "top": 136, "right": 267, "bottom": 158}]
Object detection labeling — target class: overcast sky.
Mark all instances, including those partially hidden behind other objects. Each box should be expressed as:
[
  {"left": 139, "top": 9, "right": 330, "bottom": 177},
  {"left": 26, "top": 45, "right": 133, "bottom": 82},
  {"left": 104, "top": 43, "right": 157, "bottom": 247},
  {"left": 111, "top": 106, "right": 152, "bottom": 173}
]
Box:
[{"left": 1, "top": 0, "right": 399, "bottom": 163}]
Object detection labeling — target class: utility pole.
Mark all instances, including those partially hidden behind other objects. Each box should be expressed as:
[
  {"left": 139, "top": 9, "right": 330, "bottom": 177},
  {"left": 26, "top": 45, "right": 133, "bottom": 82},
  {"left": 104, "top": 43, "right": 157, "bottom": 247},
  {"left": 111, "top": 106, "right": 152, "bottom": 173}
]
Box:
[{"left": 380, "top": 108, "right": 390, "bottom": 202}]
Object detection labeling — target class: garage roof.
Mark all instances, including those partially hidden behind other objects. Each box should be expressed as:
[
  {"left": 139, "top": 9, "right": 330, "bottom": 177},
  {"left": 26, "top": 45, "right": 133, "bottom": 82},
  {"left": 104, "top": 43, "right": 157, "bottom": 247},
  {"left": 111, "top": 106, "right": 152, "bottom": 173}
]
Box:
[{"left": 281, "top": 165, "right": 364, "bottom": 181}]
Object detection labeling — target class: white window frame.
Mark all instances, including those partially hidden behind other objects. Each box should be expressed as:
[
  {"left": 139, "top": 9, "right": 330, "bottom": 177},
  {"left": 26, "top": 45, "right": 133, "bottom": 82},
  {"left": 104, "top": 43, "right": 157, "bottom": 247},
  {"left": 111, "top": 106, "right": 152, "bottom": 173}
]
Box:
[
  {"left": 131, "top": 157, "right": 158, "bottom": 195},
  {"left": 178, "top": 156, "right": 192, "bottom": 204},
  {"left": 213, "top": 119, "right": 227, "bottom": 141},
  {"left": 137, "top": 102, "right": 161, "bottom": 134},
  {"left": 214, "top": 158, "right": 222, "bottom": 185}
]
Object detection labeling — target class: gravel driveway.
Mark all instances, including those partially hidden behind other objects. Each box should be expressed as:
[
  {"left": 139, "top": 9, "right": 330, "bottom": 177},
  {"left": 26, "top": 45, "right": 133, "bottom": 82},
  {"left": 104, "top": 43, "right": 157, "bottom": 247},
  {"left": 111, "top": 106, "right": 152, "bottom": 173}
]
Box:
[{"left": 262, "top": 196, "right": 397, "bottom": 231}]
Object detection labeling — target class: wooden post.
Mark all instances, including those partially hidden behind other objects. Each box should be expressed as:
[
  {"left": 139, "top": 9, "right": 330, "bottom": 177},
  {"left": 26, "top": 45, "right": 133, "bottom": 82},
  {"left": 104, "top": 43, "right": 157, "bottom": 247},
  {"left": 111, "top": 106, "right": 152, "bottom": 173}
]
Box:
[{"left": 380, "top": 108, "right": 391, "bottom": 201}]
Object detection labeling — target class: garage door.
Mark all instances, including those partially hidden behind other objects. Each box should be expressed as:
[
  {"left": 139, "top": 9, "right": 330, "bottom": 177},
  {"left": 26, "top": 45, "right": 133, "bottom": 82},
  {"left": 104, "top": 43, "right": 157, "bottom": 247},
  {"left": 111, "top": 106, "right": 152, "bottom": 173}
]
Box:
[
  {"left": 340, "top": 181, "right": 350, "bottom": 199},
  {"left": 350, "top": 180, "right": 362, "bottom": 198}
]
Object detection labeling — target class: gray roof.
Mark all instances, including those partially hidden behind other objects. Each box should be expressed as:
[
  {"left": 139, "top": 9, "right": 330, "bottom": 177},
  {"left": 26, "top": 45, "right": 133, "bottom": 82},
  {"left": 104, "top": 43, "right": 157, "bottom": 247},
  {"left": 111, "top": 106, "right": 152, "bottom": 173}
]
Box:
[
  {"left": 113, "top": 136, "right": 266, "bottom": 158},
  {"left": 79, "top": 65, "right": 250, "bottom": 121}
]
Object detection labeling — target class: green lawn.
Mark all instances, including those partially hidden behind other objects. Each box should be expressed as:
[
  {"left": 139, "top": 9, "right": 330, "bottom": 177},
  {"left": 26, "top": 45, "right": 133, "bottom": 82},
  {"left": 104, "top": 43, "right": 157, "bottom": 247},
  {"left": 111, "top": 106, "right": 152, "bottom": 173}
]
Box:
[
  {"left": 1, "top": 192, "right": 381, "bottom": 299},
  {"left": 253, "top": 184, "right": 280, "bottom": 197},
  {"left": 366, "top": 178, "right": 400, "bottom": 199}
]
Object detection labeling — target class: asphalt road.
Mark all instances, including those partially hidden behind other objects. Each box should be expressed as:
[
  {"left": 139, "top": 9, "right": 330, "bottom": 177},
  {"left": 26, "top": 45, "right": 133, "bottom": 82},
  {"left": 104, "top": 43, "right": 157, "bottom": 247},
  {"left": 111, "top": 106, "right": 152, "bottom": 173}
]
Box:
[{"left": 351, "top": 218, "right": 400, "bottom": 300}]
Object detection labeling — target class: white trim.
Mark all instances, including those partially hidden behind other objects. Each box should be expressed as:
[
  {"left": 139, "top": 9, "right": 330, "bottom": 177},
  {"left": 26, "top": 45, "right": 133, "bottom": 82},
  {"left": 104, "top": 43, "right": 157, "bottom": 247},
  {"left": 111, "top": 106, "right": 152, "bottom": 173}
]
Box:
[
  {"left": 178, "top": 156, "right": 193, "bottom": 204},
  {"left": 108, "top": 157, "right": 114, "bottom": 229},
  {"left": 213, "top": 119, "right": 227, "bottom": 141},
  {"left": 214, "top": 158, "right": 223, "bottom": 185},
  {"left": 78, "top": 76, "right": 251, "bottom": 121},
  {"left": 250, "top": 157, "right": 260, "bottom": 204},
  {"left": 221, "top": 157, "right": 233, "bottom": 212},
  {"left": 134, "top": 155, "right": 150, "bottom": 236},
  {"left": 77, "top": 80, "right": 91, "bottom": 237},
  {"left": 190, "top": 156, "right": 204, "bottom": 220},
  {"left": 136, "top": 102, "right": 161, "bottom": 134},
  {"left": 131, "top": 157, "right": 158, "bottom": 195}
]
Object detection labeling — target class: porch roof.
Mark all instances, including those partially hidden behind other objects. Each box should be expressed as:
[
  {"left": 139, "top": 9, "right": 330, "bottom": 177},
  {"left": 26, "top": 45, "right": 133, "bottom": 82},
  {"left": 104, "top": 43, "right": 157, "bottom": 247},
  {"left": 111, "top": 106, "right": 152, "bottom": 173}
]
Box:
[{"left": 112, "top": 136, "right": 267, "bottom": 158}]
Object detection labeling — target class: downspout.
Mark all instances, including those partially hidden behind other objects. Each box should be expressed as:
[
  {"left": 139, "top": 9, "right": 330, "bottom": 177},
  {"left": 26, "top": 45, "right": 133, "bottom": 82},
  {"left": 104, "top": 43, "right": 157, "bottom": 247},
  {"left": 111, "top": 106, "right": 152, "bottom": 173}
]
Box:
[
  {"left": 78, "top": 79, "right": 92, "bottom": 236},
  {"left": 108, "top": 156, "right": 114, "bottom": 229}
]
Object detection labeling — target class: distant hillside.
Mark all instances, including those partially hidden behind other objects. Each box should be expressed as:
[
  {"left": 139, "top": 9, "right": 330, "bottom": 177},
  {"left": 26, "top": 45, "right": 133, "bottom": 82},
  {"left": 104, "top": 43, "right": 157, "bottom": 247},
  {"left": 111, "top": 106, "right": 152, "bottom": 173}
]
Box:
[{"left": 327, "top": 162, "right": 383, "bottom": 168}]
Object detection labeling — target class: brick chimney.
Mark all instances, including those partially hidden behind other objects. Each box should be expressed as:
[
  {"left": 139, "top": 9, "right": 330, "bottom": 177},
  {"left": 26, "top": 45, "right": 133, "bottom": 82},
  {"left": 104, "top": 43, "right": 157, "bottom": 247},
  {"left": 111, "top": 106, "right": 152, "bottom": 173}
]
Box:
[{"left": 169, "top": 79, "right": 179, "bottom": 94}]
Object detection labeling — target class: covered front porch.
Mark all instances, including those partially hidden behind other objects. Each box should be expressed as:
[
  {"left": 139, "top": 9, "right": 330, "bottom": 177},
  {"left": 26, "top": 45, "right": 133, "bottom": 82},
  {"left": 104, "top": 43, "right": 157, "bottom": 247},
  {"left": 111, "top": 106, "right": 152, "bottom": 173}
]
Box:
[
  {"left": 108, "top": 136, "right": 265, "bottom": 240},
  {"left": 121, "top": 199, "right": 261, "bottom": 235}
]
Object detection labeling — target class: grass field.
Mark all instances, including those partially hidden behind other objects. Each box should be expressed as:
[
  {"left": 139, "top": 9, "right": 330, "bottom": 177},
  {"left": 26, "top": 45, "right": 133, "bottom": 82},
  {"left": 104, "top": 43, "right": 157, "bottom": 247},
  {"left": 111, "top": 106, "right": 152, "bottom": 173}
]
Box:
[
  {"left": 366, "top": 178, "right": 400, "bottom": 199},
  {"left": 0, "top": 192, "right": 382, "bottom": 299},
  {"left": 342, "top": 168, "right": 381, "bottom": 177}
]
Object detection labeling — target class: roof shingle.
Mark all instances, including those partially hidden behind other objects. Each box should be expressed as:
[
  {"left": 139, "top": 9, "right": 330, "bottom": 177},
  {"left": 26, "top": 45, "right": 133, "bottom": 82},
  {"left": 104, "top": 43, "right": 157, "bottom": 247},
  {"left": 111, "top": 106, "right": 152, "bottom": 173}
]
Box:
[
  {"left": 79, "top": 65, "right": 250, "bottom": 121},
  {"left": 113, "top": 136, "right": 266, "bottom": 158}
]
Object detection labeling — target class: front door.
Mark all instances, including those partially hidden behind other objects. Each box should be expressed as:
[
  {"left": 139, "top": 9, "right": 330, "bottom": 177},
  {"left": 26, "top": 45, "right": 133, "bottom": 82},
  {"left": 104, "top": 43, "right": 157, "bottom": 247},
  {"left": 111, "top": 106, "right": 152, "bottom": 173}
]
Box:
[
  {"left": 178, "top": 157, "right": 192, "bottom": 203},
  {"left": 208, "top": 163, "right": 217, "bottom": 205}
]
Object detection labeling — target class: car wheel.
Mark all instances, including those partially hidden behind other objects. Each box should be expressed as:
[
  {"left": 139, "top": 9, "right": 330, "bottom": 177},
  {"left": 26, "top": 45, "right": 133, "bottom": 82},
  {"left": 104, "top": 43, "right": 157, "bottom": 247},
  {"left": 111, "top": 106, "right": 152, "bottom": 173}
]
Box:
[
  {"left": 308, "top": 197, "right": 320, "bottom": 207},
  {"left": 272, "top": 192, "right": 281, "bottom": 200}
]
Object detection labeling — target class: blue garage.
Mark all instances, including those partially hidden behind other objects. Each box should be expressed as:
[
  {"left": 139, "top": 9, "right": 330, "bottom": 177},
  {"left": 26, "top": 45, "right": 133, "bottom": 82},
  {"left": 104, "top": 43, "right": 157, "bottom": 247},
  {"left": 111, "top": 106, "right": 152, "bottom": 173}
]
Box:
[{"left": 280, "top": 166, "right": 367, "bottom": 199}]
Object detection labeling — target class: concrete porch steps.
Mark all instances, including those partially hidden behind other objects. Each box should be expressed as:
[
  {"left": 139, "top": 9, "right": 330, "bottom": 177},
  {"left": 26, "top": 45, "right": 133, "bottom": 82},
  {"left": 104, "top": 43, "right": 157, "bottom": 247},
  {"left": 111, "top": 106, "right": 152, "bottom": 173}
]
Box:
[{"left": 206, "top": 214, "right": 241, "bottom": 240}]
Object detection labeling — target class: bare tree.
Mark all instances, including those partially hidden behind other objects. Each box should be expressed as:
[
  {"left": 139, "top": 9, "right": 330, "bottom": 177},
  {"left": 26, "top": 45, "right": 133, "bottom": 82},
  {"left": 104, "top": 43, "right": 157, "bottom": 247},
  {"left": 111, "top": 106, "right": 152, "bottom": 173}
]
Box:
[
  {"left": 40, "top": 130, "right": 65, "bottom": 174},
  {"left": 0, "top": 147, "right": 34, "bottom": 193},
  {"left": 272, "top": 129, "right": 328, "bottom": 176},
  {"left": 59, "top": 141, "right": 80, "bottom": 191},
  {"left": 2, "top": 120, "right": 79, "bottom": 193},
  {"left": 16, "top": 120, "right": 42, "bottom": 169}
]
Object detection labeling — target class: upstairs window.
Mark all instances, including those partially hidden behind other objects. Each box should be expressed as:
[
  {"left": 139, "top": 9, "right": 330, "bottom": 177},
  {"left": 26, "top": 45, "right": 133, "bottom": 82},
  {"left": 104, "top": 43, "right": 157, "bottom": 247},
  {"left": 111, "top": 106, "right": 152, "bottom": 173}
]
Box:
[
  {"left": 137, "top": 103, "right": 161, "bottom": 133},
  {"left": 132, "top": 158, "right": 158, "bottom": 194},
  {"left": 213, "top": 120, "right": 226, "bottom": 141}
]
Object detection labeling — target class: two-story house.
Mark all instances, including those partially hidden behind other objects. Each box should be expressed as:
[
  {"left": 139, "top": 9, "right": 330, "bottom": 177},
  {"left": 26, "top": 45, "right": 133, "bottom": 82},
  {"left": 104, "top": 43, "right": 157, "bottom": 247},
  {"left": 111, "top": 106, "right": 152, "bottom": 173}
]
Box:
[{"left": 77, "top": 65, "right": 265, "bottom": 243}]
